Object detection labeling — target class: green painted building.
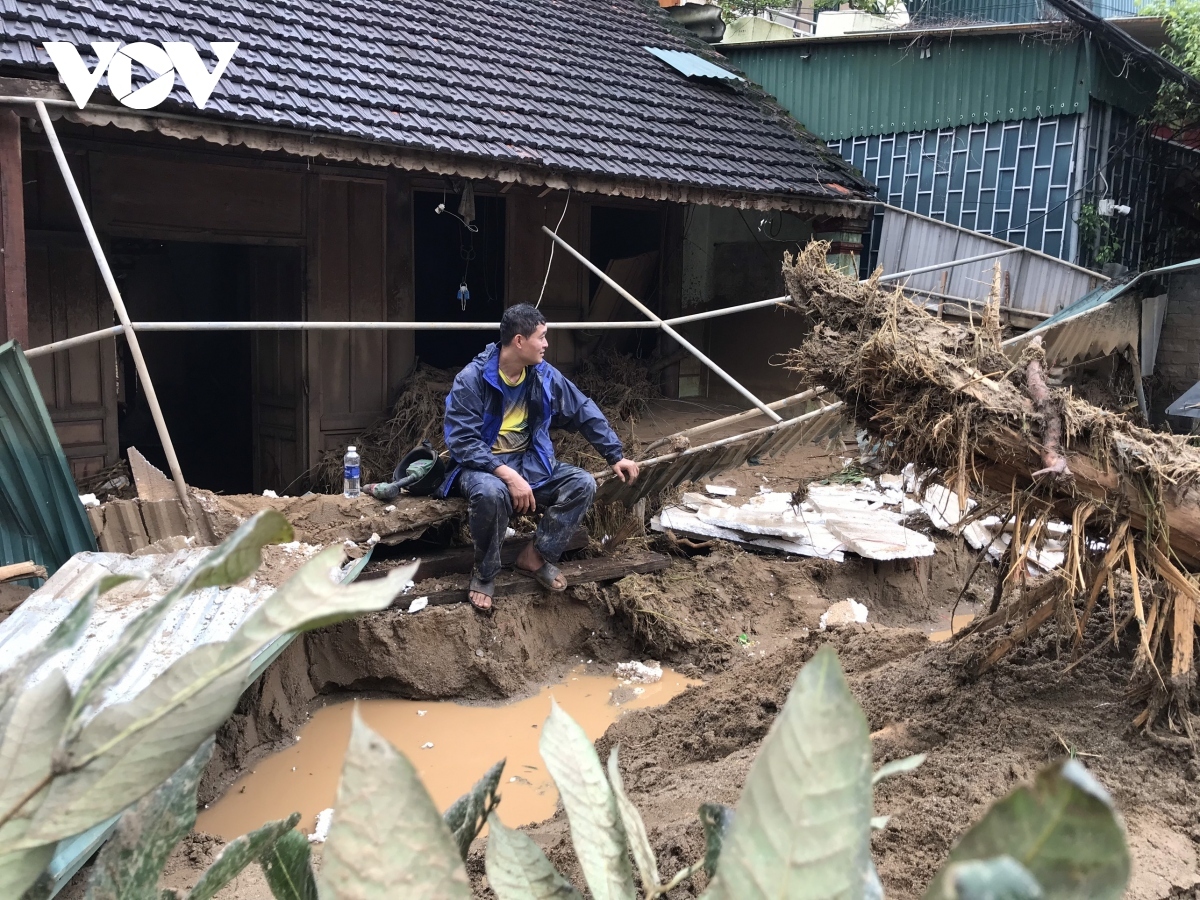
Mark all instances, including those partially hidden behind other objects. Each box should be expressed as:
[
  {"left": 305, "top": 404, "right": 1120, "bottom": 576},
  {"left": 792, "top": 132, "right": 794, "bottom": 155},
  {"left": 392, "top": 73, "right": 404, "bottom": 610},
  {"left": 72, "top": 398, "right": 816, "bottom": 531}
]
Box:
[{"left": 722, "top": 22, "right": 1192, "bottom": 269}]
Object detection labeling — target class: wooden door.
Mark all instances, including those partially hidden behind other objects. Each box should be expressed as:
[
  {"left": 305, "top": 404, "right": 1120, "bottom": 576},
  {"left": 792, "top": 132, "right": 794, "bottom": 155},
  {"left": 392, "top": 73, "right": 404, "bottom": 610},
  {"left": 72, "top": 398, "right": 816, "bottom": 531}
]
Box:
[
  {"left": 247, "top": 246, "right": 305, "bottom": 492},
  {"left": 25, "top": 234, "right": 118, "bottom": 480}
]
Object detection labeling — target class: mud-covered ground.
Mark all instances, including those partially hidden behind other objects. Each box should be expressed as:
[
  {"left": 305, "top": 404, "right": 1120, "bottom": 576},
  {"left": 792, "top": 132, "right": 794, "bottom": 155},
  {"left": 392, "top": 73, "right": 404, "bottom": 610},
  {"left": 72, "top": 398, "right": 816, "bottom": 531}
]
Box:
[{"left": 57, "top": 405, "right": 1200, "bottom": 898}]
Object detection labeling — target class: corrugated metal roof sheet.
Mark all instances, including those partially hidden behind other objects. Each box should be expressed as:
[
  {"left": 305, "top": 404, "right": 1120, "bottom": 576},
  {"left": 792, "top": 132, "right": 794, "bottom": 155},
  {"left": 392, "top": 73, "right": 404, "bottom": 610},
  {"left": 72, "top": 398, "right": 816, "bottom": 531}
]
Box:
[
  {"left": 645, "top": 46, "right": 744, "bottom": 82},
  {"left": 723, "top": 31, "right": 1156, "bottom": 141},
  {"left": 876, "top": 206, "right": 1105, "bottom": 316},
  {"left": 0, "top": 340, "right": 96, "bottom": 577},
  {"left": 1000, "top": 256, "right": 1200, "bottom": 364}
]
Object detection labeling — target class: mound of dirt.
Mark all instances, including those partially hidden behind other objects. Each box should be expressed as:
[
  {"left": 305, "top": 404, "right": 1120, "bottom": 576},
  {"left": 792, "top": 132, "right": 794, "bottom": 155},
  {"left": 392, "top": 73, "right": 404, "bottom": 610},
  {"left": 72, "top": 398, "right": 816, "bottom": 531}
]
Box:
[
  {"left": 193, "top": 490, "right": 465, "bottom": 547},
  {"left": 520, "top": 623, "right": 1200, "bottom": 899}
]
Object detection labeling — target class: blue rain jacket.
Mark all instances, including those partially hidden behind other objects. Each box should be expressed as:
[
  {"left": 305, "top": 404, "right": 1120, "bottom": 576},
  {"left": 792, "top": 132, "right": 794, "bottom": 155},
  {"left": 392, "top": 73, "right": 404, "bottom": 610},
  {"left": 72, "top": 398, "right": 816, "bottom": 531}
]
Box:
[{"left": 437, "top": 343, "right": 624, "bottom": 497}]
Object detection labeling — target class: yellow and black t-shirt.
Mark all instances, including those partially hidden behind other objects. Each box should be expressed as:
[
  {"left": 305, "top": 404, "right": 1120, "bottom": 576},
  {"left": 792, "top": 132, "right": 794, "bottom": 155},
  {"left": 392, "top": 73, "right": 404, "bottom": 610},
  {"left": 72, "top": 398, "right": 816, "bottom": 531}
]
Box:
[{"left": 492, "top": 366, "right": 531, "bottom": 455}]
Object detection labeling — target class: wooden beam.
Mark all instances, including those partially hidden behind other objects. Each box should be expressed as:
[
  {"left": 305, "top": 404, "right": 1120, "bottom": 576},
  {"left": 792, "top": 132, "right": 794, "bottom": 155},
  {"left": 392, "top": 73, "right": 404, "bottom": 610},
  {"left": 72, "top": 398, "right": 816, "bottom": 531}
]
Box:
[
  {"left": 0, "top": 561, "right": 47, "bottom": 583},
  {"left": 359, "top": 528, "right": 590, "bottom": 584},
  {"left": 0, "top": 108, "right": 26, "bottom": 347},
  {"left": 392, "top": 550, "right": 671, "bottom": 608}
]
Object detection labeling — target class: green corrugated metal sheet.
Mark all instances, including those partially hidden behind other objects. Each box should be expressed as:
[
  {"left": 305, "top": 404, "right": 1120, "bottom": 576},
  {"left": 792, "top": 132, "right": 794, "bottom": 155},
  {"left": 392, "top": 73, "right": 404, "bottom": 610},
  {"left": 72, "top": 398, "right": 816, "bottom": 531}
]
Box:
[
  {"left": 0, "top": 340, "right": 96, "bottom": 576},
  {"left": 724, "top": 32, "right": 1155, "bottom": 141},
  {"left": 909, "top": 0, "right": 1135, "bottom": 25}
]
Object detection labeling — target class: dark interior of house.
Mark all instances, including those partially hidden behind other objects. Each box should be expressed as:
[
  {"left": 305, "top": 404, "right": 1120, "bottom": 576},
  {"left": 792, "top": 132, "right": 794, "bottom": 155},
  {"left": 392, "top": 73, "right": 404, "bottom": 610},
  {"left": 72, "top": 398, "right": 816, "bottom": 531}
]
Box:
[
  {"left": 586, "top": 205, "right": 664, "bottom": 356},
  {"left": 111, "top": 239, "right": 302, "bottom": 494},
  {"left": 413, "top": 190, "right": 506, "bottom": 369}
]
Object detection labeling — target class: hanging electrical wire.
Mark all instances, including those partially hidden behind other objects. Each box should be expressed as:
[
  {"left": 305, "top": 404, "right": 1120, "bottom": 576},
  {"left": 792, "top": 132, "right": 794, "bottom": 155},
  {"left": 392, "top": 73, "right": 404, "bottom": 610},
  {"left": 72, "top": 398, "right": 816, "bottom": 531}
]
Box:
[{"left": 536, "top": 188, "right": 571, "bottom": 308}]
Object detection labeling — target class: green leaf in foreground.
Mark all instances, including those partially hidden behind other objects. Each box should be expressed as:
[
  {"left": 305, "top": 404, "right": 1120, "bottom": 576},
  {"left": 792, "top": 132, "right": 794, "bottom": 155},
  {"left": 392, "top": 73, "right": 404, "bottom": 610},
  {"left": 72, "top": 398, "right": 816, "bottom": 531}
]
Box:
[
  {"left": 607, "top": 747, "right": 659, "bottom": 891},
  {"left": 442, "top": 757, "right": 505, "bottom": 863},
  {"left": 0, "top": 845, "right": 54, "bottom": 900},
  {"left": 260, "top": 829, "right": 317, "bottom": 900},
  {"left": 84, "top": 739, "right": 213, "bottom": 900},
  {"left": 70, "top": 511, "right": 293, "bottom": 723},
  {"left": 698, "top": 803, "right": 734, "bottom": 878},
  {"left": 0, "top": 670, "right": 70, "bottom": 835},
  {"left": 539, "top": 701, "right": 634, "bottom": 900},
  {"left": 944, "top": 856, "right": 1044, "bottom": 899},
  {"left": 23, "top": 645, "right": 248, "bottom": 847},
  {"left": 484, "top": 812, "right": 582, "bottom": 900},
  {"left": 318, "top": 710, "right": 469, "bottom": 899},
  {"left": 924, "top": 759, "right": 1128, "bottom": 900},
  {"left": 186, "top": 813, "right": 300, "bottom": 900},
  {"left": 705, "top": 644, "right": 873, "bottom": 900}
]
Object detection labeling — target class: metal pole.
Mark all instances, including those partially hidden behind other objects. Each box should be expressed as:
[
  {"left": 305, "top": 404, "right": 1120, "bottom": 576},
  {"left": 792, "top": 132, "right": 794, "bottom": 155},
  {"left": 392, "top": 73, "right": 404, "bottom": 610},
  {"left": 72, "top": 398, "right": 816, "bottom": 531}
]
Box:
[
  {"left": 131, "top": 320, "right": 659, "bottom": 331},
  {"left": 24, "top": 325, "right": 123, "bottom": 358},
  {"left": 664, "top": 296, "right": 787, "bottom": 325},
  {"left": 641, "top": 387, "right": 826, "bottom": 455},
  {"left": 540, "top": 226, "right": 782, "bottom": 423},
  {"left": 35, "top": 100, "right": 192, "bottom": 510},
  {"left": 873, "top": 247, "right": 1021, "bottom": 284}
]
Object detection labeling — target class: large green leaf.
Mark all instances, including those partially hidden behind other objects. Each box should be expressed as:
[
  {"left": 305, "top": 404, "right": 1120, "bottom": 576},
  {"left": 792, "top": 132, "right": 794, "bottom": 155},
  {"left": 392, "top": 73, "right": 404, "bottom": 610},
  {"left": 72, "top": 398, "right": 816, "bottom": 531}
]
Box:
[
  {"left": 924, "top": 760, "right": 1128, "bottom": 900},
  {"left": 484, "top": 813, "right": 582, "bottom": 900},
  {"left": 221, "top": 552, "right": 418, "bottom": 660},
  {"left": 21, "top": 645, "right": 248, "bottom": 847},
  {"left": 0, "top": 671, "right": 70, "bottom": 833},
  {"left": 606, "top": 747, "right": 658, "bottom": 892},
  {"left": 705, "top": 645, "right": 873, "bottom": 900},
  {"left": 186, "top": 813, "right": 300, "bottom": 900},
  {"left": 25, "top": 539, "right": 415, "bottom": 847},
  {"left": 0, "top": 576, "right": 130, "bottom": 739},
  {"left": 538, "top": 701, "right": 634, "bottom": 900},
  {"left": 0, "top": 845, "right": 54, "bottom": 899},
  {"left": 84, "top": 740, "right": 212, "bottom": 900},
  {"left": 944, "top": 856, "right": 1043, "bottom": 899},
  {"left": 317, "top": 710, "right": 469, "bottom": 899},
  {"left": 261, "top": 829, "right": 318, "bottom": 900},
  {"left": 698, "top": 803, "right": 734, "bottom": 878},
  {"left": 69, "top": 511, "right": 293, "bottom": 723},
  {"left": 442, "top": 758, "right": 504, "bottom": 863}
]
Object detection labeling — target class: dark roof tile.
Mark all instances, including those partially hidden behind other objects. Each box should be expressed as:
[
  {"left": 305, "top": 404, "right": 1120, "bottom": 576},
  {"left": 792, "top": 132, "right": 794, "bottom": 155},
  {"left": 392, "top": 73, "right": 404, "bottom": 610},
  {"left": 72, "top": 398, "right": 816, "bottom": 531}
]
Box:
[{"left": 0, "top": 0, "right": 871, "bottom": 201}]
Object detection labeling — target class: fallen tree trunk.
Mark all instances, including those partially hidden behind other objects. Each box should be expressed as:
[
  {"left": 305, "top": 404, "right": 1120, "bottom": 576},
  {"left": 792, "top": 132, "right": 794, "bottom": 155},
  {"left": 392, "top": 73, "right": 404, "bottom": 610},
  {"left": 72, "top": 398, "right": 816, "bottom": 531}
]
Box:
[{"left": 781, "top": 242, "right": 1200, "bottom": 566}]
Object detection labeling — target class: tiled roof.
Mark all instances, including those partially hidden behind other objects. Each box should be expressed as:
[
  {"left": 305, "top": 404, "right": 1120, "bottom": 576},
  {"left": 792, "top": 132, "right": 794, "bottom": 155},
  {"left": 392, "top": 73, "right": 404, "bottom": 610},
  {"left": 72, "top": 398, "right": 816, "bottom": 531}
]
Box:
[{"left": 0, "top": 0, "right": 872, "bottom": 203}]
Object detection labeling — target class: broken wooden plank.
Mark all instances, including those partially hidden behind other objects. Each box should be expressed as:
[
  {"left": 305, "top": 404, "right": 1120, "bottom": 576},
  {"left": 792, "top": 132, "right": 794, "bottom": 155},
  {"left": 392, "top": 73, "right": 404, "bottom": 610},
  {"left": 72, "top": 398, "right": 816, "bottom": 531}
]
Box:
[
  {"left": 393, "top": 551, "right": 671, "bottom": 608},
  {"left": 0, "top": 561, "right": 47, "bottom": 583},
  {"left": 359, "top": 528, "right": 589, "bottom": 583}
]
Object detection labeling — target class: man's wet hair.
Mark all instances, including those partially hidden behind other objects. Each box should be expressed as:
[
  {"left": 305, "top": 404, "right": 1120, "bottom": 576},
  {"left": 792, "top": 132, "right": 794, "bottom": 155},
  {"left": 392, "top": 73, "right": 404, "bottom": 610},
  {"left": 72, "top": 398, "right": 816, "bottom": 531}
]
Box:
[{"left": 500, "top": 303, "right": 547, "bottom": 346}]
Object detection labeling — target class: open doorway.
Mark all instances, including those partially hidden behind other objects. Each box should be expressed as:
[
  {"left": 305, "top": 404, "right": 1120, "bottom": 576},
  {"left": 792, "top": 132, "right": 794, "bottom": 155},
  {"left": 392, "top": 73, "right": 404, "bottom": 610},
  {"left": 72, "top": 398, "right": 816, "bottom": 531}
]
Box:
[
  {"left": 584, "top": 205, "right": 663, "bottom": 356},
  {"left": 413, "top": 190, "right": 506, "bottom": 368},
  {"left": 111, "top": 239, "right": 303, "bottom": 494}
]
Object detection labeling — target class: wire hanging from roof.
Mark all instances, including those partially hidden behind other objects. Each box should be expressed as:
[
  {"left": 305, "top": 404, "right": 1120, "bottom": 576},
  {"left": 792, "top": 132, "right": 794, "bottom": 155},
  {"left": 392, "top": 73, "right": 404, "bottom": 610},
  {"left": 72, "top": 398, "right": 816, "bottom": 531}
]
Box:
[{"left": 536, "top": 188, "right": 572, "bottom": 309}]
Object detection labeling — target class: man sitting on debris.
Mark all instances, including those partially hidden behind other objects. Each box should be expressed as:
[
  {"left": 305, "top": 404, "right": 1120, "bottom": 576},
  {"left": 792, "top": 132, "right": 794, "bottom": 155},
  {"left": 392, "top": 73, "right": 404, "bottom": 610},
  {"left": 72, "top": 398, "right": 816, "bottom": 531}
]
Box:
[{"left": 438, "top": 303, "right": 639, "bottom": 612}]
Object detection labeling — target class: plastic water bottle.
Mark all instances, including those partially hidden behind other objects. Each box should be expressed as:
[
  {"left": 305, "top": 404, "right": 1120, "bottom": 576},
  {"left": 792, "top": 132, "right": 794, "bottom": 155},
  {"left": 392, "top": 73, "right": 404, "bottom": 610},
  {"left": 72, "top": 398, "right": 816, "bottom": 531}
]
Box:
[{"left": 343, "top": 446, "right": 361, "bottom": 498}]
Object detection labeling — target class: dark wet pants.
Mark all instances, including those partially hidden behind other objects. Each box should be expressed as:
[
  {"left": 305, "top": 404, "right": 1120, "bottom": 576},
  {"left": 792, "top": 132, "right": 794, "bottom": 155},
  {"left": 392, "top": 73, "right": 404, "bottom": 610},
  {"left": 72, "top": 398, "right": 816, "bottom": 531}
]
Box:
[{"left": 456, "top": 464, "right": 597, "bottom": 582}]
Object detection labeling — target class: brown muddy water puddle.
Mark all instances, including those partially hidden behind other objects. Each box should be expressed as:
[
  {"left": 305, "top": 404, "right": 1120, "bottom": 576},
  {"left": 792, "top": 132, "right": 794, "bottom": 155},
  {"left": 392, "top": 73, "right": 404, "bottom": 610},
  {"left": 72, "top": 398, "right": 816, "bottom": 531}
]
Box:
[{"left": 197, "top": 664, "right": 696, "bottom": 840}]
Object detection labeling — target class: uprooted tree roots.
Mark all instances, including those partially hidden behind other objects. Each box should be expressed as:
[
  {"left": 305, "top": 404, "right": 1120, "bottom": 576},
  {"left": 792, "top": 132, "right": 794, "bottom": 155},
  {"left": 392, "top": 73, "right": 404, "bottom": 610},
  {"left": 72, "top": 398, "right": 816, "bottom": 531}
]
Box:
[{"left": 783, "top": 241, "right": 1200, "bottom": 734}]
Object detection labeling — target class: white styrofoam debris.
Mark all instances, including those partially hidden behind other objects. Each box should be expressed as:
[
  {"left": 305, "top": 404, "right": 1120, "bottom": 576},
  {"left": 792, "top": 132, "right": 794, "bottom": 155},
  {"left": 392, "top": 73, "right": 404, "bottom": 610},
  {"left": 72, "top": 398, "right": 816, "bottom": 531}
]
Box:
[
  {"left": 820, "top": 510, "right": 936, "bottom": 560},
  {"left": 262, "top": 489, "right": 279, "bottom": 498},
  {"left": 1045, "top": 520, "right": 1071, "bottom": 537},
  {"left": 421, "top": 742, "right": 434, "bottom": 749},
  {"left": 384, "top": 505, "right": 396, "bottom": 513},
  {"left": 705, "top": 484, "right": 737, "bottom": 497},
  {"left": 308, "top": 808, "right": 334, "bottom": 843},
  {"left": 819, "top": 599, "right": 869, "bottom": 631},
  {"left": 878, "top": 473, "right": 904, "bottom": 489},
  {"left": 78, "top": 493, "right": 99, "bottom": 508},
  {"left": 680, "top": 492, "right": 730, "bottom": 511},
  {"left": 408, "top": 596, "right": 429, "bottom": 613},
  {"left": 367, "top": 533, "right": 380, "bottom": 546},
  {"left": 652, "top": 508, "right": 845, "bottom": 561},
  {"left": 343, "top": 539, "right": 357, "bottom": 550},
  {"left": 920, "top": 483, "right": 977, "bottom": 531},
  {"left": 615, "top": 661, "right": 663, "bottom": 683}
]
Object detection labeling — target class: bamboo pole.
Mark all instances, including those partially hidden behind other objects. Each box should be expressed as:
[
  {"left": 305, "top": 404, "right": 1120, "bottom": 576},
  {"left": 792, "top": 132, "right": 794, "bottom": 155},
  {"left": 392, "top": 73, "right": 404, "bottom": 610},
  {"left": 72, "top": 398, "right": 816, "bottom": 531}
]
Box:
[{"left": 34, "top": 101, "right": 192, "bottom": 512}]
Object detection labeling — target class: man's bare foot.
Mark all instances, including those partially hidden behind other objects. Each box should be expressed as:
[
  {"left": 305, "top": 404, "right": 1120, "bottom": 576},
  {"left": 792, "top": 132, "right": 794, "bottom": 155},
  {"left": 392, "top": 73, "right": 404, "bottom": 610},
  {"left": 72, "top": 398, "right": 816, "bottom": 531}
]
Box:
[
  {"left": 469, "top": 573, "right": 494, "bottom": 613},
  {"left": 514, "top": 542, "right": 567, "bottom": 591}
]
